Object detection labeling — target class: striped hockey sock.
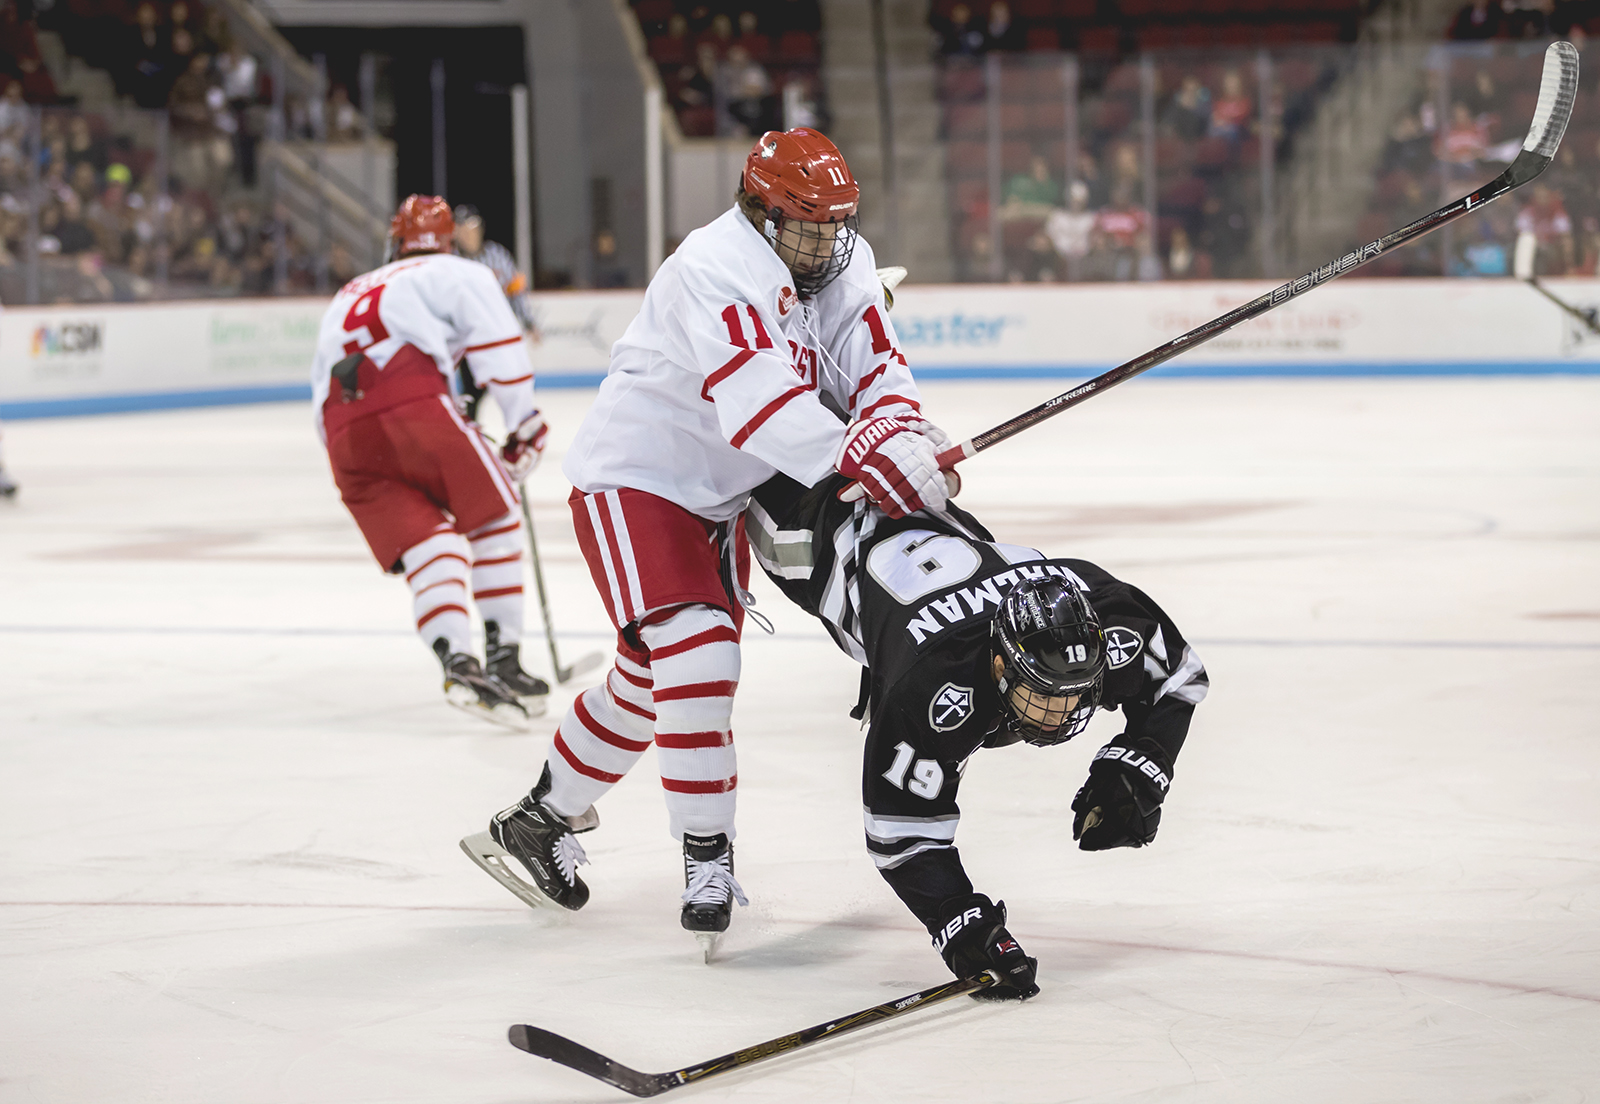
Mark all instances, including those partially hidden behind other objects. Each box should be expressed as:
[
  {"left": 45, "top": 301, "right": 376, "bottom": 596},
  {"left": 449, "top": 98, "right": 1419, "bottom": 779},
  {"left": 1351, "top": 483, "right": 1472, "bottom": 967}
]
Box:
[
  {"left": 638, "top": 605, "right": 740, "bottom": 842},
  {"left": 542, "top": 645, "right": 656, "bottom": 818},
  {"left": 402, "top": 529, "right": 472, "bottom": 657},
  {"left": 466, "top": 510, "right": 524, "bottom": 644}
]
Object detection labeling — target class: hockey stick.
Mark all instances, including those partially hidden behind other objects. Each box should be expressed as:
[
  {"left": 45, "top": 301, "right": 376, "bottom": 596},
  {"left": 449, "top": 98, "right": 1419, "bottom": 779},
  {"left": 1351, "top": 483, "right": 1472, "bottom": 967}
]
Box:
[
  {"left": 934, "top": 40, "right": 1579, "bottom": 471},
  {"left": 508, "top": 971, "right": 998, "bottom": 1097},
  {"left": 518, "top": 483, "right": 604, "bottom": 685},
  {"left": 1513, "top": 230, "right": 1600, "bottom": 334}
]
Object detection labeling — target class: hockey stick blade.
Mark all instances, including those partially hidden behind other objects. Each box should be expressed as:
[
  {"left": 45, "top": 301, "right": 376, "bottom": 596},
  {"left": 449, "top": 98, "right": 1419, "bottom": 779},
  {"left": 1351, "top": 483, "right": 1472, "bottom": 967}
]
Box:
[
  {"left": 508, "top": 971, "right": 999, "bottom": 1097},
  {"left": 934, "top": 40, "right": 1578, "bottom": 470}
]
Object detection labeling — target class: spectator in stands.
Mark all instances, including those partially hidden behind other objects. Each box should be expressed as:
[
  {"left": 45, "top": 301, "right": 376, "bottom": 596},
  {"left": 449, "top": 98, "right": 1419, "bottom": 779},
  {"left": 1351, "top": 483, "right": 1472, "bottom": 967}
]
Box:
[
  {"left": 1044, "top": 179, "right": 1095, "bottom": 278},
  {"left": 0, "top": 0, "right": 57, "bottom": 103},
  {"left": 735, "top": 10, "right": 769, "bottom": 60},
  {"left": 53, "top": 189, "right": 95, "bottom": 254},
  {"left": 169, "top": 52, "right": 232, "bottom": 190},
  {"left": 723, "top": 43, "right": 775, "bottom": 136},
  {"left": 126, "top": 1, "right": 174, "bottom": 109},
  {"left": 1001, "top": 153, "right": 1059, "bottom": 218},
  {"left": 986, "top": 2, "right": 1022, "bottom": 51},
  {"left": 0, "top": 77, "right": 27, "bottom": 140},
  {"left": 216, "top": 38, "right": 260, "bottom": 184},
  {"left": 169, "top": 0, "right": 199, "bottom": 71},
  {"left": 1095, "top": 183, "right": 1151, "bottom": 282},
  {"left": 1440, "top": 102, "right": 1489, "bottom": 176},
  {"left": 1168, "top": 225, "right": 1210, "bottom": 279},
  {"left": 1208, "top": 69, "right": 1252, "bottom": 142},
  {"left": 326, "top": 84, "right": 362, "bottom": 142},
  {"left": 938, "top": 4, "right": 986, "bottom": 56},
  {"left": 1450, "top": 0, "right": 1503, "bottom": 39},
  {"left": 1165, "top": 74, "right": 1211, "bottom": 142},
  {"left": 1515, "top": 183, "right": 1573, "bottom": 275}
]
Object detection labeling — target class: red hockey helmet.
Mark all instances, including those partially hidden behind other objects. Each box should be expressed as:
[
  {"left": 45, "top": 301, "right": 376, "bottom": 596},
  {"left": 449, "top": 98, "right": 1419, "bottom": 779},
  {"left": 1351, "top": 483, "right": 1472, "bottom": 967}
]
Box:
[
  {"left": 742, "top": 128, "right": 859, "bottom": 223},
  {"left": 742, "top": 129, "right": 860, "bottom": 295},
  {"left": 389, "top": 194, "right": 454, "bottom": 258}
]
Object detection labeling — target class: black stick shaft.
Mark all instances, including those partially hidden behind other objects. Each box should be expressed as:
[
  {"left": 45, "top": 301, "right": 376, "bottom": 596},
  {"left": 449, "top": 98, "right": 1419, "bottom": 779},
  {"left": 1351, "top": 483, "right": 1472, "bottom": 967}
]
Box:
[
  {"left": 935, "top": 156, "right": 1539, "bottom": 470},
  {"left": 518, "top": 485, "right": 568, "bottom": 681},
  {"left": 668, "top": 971, "right": 996, "bottom": 1089},
  {"left": 1526, "top": 277, "right": 1600, "bottom": 335}
]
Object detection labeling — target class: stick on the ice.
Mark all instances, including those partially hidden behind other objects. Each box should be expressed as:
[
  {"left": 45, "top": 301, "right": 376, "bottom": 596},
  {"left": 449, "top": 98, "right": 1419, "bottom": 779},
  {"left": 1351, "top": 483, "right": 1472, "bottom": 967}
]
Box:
[
  {"left": 1513, "top": 230, "right": 1600, "bottom": 335},
  {"left": 518, "top": 483, "right": 604, "bottom": 685},
  {"left": 934, "top": 40, "right": 1579, "bottom": 471},
  {"left": 508, "top": 971, "right": 999, "bottom": 1097}
]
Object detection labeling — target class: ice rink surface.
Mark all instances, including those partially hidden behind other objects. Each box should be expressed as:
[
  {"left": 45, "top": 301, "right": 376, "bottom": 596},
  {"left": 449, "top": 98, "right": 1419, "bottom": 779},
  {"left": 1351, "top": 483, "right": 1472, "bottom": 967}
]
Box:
[{"left": 2, "top": 377, "right": 1598, "bottom": 1103}]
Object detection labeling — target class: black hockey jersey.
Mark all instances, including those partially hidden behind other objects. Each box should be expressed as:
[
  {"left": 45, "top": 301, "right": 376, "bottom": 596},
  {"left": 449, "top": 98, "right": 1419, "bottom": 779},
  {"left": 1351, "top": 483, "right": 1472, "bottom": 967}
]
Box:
[{"left": 747, "top": 474, "right": 1208, "bottom": 932}]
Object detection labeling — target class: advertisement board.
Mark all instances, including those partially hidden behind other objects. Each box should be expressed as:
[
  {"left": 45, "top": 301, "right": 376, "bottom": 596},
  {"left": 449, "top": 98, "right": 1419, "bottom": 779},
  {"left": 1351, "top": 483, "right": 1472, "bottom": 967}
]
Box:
[{"left": 5, "top": 278, "right": 1599, "bottom": 418}]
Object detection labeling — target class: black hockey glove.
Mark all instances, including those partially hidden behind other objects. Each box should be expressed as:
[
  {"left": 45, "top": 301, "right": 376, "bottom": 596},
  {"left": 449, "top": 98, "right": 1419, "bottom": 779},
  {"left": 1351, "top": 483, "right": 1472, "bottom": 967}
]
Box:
[
  {"left": 1071, "top": 738, "right": 1172, "bottom": 851},
  {"left": 932, "top": 893, "right": 1039, "bottom": 1000}
]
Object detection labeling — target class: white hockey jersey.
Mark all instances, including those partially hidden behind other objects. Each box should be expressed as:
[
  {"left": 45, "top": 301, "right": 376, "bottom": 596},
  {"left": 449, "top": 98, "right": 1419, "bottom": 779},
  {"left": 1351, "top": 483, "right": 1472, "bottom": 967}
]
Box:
[
  {"left": 310, "top": 252, "right": 533, "bottom": 441},
  {"left": 564, "top": 206, "right": 922, "bottom": 522}
]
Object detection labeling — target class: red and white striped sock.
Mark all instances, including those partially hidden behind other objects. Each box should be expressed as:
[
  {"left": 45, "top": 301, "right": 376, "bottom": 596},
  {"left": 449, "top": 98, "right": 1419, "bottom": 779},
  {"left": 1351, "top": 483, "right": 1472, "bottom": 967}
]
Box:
[
  {"left": 639, "top": 605, "right": 740, "bottom": 842},
  {"left": 402, "top": 529, "right": 472, "bottom": 656},
  {"left": 542, "top": 645, "right": 656, "bottom": 818},
  {"left": 466, "top": 510, "right": 524, "bottom": 643}
]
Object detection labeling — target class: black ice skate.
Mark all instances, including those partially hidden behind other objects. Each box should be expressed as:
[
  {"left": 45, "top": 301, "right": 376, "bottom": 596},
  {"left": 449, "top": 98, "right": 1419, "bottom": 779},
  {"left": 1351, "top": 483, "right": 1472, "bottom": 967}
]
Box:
[
  {"left": 681, "top": 832, "right": 748, "bottom": 963},
  {"left": 433, "top": 639, "right": 529, "bottom": 730},
  {"left": 485, "top": 620, "right": 550, "bottom": 717},
  {"left": 459, "top": 766, "right": 598, "bottom": 912},
  {"left": 0, "top": 468, "right": 17, "bottom": 499}
]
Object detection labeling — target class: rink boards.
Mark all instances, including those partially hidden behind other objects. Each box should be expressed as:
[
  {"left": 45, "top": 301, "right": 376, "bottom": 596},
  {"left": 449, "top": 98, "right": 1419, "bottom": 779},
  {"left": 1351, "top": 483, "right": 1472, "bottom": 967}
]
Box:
[{"left": 4, "top": 277, "right": 1600, "bottom": 418}]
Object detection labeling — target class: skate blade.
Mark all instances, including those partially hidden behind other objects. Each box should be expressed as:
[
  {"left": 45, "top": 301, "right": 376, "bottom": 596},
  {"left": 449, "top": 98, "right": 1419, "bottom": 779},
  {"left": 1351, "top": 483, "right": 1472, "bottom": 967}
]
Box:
[
  {"left": 459, "top": 830, "right": 565, "bottom": 912},
  {"left": 696, "top": 932, "right": 720, "bottom": 965},
  {"left": 518, "top": 693, "right": 550, "bottom": 718},
  {"left": 445, "top": 685, "right": 532, "bottom": 731}
]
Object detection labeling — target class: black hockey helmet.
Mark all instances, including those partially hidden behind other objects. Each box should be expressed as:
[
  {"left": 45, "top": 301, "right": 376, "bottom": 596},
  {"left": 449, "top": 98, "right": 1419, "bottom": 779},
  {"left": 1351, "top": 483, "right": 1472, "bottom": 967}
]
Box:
[{"left": 991, "top": 576, "right": 1105, "bottom": 746}]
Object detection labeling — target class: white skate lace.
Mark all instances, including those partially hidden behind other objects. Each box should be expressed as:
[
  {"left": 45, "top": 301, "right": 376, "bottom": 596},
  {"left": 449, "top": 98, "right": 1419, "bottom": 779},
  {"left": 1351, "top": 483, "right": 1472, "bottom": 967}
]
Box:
[
  {"left": 682, "top": 855, "right": 749, "bottom": 908},
  {"left": 555, "top": 833, "right": 589, "bottom": 887}
]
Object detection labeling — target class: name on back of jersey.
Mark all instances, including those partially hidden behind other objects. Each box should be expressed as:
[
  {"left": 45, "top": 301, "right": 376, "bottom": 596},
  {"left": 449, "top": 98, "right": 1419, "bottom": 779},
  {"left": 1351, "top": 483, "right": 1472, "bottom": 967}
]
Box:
[{"left": 905, "top": 562, "right": 1089, "bottom": 646}]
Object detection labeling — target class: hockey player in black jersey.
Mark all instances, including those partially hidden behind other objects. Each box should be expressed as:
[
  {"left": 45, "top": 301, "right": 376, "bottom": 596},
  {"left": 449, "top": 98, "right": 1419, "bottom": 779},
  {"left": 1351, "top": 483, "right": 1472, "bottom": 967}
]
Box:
[{"left": 747, "top": 473, "right": 1208, "bottom": 1001}]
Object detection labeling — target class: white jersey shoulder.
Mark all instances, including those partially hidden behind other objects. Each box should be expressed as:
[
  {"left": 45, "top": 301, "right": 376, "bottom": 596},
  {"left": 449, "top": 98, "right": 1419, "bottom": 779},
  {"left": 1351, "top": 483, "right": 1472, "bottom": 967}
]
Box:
[{"left": 310, "top": 253, "right": 520, "bottom": 415}]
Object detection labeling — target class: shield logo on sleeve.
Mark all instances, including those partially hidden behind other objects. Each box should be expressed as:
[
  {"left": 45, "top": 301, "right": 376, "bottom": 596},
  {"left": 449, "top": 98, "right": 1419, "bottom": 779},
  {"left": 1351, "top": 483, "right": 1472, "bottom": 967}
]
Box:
[{"left": 929, "top": 682, "right": 975, "bottom": 732}]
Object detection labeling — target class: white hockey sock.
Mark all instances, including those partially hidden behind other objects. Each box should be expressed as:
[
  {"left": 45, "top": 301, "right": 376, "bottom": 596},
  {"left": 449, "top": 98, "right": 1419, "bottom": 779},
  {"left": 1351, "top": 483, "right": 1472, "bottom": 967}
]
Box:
[
  {"left": 402, "top": 529, "right": 472, "bottom": 657},
  {"left": 543, "top": 653, "right": 656, "bottom": 817},
  {"left": 466, "top": 510, "right": 524, "bottom": 644},
  {"left": 639, "top": 605, "right": 740, "bottom": 842}
]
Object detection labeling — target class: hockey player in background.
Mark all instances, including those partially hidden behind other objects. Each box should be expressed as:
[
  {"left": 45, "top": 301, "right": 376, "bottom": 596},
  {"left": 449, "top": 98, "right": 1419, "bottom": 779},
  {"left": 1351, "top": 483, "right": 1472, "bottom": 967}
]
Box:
[
  {"left": 311, "top": 194, "right": 552, "bottom": 727},
  {"left": 453, "top": 205, "right": 538, "bottom": 334},
  {"left": 742, "top": 473, "right": 1209, "bottom": 999},
  {"left": 461, "top": 128, "right": 958, "bottom": 955}
]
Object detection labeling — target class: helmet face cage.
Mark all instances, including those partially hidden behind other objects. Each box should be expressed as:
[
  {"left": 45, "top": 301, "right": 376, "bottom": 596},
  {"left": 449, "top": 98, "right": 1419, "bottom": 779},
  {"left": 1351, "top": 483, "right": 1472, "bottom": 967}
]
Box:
[
  {"left": 991, "top": 578, "right": 1106, "bottom": 746},
  {"left": 764, "top": 210, "right": 859, "bottom": 296}
]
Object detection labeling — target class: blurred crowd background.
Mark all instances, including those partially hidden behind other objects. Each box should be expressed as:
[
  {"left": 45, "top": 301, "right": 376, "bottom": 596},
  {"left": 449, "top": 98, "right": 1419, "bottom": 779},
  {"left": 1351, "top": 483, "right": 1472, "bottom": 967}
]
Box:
[{"left": 3, "top": 0, "right": 1599, "bottom": 303}]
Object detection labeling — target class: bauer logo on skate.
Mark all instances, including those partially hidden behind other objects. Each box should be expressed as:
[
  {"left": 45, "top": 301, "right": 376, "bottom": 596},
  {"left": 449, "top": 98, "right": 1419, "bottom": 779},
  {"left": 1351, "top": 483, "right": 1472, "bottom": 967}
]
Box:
[{"left": 906, "top": 563, "right": 1089, "bottom": 646}]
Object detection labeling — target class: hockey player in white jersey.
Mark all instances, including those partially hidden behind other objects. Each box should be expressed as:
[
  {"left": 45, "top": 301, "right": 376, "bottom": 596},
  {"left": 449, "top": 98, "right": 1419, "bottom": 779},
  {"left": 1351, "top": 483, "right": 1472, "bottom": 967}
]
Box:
[
  {"left": 461, "top": 128, "right": 959, "bottom": 956},
  {"left": 311, "top": 194, "right": 552, "bottom": 727}
]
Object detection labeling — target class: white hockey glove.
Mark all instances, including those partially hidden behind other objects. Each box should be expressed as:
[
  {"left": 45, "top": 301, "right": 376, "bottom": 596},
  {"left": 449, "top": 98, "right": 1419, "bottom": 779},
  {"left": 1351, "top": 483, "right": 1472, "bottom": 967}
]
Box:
[
  {"left": 901, "top": 414, "right": 962, "bottom": 499},
  {"left": 834, "top": 415, "right": 948, "bottom": 519},
  {"left": 501, "top": 409, "right": 549, "bottom": 481}
]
